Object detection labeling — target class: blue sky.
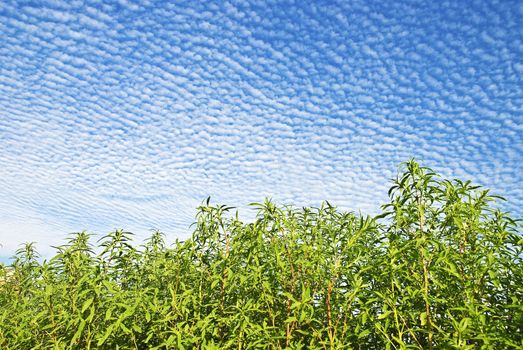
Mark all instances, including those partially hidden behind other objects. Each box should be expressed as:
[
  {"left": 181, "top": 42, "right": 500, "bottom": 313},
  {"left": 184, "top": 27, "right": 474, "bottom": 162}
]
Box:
[{"left": 0, "top": 0, "right": 522, "bottom": 260}]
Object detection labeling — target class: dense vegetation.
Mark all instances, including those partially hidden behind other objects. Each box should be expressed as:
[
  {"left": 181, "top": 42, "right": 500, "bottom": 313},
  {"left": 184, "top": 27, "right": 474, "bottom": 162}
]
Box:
[{"left": 1, "top": 160, "right": 522, "bottom": 349}]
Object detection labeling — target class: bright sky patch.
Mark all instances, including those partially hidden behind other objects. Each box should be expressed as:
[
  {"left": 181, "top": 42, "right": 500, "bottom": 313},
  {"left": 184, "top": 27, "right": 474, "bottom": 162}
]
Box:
[{"left": 0, "top": 0, "right": 521, "bottom": 259}]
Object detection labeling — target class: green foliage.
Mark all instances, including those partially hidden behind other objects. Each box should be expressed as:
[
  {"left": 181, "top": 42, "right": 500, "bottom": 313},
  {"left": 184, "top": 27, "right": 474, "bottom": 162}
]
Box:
[{"left": 1, "top": 160, "right": 521, "bottom": 349}]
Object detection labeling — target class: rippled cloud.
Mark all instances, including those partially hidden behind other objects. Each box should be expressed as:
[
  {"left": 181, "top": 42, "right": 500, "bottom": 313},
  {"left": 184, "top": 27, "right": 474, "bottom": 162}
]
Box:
[{"left": 0, "top": 0, "right": 521, "bottom": 258}]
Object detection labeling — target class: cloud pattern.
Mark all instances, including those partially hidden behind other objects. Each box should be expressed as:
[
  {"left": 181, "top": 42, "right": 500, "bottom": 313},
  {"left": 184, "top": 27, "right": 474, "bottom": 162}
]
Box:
[{"left": 0, "top": 0, "right": 522, "bottom": 258}]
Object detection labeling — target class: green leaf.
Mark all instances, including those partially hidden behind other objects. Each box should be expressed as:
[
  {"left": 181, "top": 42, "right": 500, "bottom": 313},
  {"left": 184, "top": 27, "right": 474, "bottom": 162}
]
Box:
[
  {"left": 120, "top": 322, "right": 131, "bottom": 334},
  {"left": 420, "top": 312, "right": 427, "bottom": 326},
  {"left": 378, "top": 311, "right": 392, "bottom": 320},
  {"left": 358, "top": 329, "right": 371, "bottom": 339},
  {"left": 97, "top": 324, "right": 114, "bottom": 346},
  {"left": 70, "top": 319, "right": 86, "bottom": 346},
  {"left": 105, "top": 308, "right": 113, "bottom": 321},
  {"left": 81, "top": 298, "right": 94, "bottom": 314},
  {"left": 459, "top": 318, "right": 470, "bottom": 333}
]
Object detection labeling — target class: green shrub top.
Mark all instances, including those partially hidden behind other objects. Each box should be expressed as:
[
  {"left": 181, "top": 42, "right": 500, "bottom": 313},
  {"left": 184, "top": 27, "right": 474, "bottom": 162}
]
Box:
[{"left": 1, "top": 160, "right": 522, "bottom": 349}]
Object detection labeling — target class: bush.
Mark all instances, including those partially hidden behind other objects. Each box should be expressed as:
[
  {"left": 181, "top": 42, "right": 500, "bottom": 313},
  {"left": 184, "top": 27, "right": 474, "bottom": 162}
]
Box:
[{"left": 1, "top": 160, "right": 521, "bottom": 349}]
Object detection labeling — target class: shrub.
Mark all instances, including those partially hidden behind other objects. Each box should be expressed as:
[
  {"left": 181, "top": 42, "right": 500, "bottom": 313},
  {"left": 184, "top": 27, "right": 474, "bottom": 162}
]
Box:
[{"left": 0, "top": 160, "right": 521, "bottom": 349}]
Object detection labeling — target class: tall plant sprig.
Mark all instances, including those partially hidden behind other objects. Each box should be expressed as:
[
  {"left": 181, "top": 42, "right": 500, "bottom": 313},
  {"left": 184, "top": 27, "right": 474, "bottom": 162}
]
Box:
[{"left": 378, "top": 159, "right": 523, "bottom": 348}]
